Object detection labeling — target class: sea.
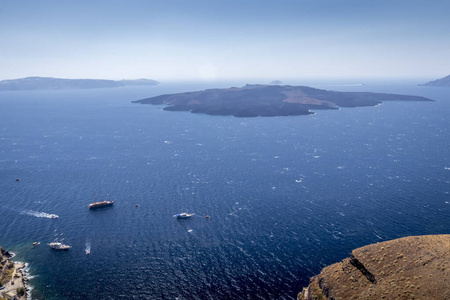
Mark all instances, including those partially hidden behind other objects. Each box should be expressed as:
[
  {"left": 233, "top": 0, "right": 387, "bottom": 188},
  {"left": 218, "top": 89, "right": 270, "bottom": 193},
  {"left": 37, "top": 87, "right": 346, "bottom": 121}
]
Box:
[{"left": 0, "top": 79, "right": 449, "bottom": 299}]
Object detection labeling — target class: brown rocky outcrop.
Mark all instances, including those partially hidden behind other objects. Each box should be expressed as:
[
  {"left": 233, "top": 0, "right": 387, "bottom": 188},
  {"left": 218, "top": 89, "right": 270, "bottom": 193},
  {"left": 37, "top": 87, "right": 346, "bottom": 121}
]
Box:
[{"left": 298, "top": 235, "right": 450, "bottom": 300}]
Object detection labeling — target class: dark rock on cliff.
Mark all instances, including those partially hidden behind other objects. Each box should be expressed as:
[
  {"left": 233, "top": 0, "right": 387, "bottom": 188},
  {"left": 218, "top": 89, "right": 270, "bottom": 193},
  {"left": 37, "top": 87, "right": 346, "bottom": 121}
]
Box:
[
  {"left": 298, "top": 235, "right": 450, "bottom": 300},
  {"left": 0, "top": 246, "right": 12, "bottom": 259},
  {"left": 133, "top": 84, "right": 432, "bottom": 118}
]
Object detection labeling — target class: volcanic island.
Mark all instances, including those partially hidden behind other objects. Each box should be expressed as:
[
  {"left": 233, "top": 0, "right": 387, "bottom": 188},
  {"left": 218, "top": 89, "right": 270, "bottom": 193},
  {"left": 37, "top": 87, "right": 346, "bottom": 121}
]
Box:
[{"left": 132, "top": 84, "right": 433, "bottom": 117}]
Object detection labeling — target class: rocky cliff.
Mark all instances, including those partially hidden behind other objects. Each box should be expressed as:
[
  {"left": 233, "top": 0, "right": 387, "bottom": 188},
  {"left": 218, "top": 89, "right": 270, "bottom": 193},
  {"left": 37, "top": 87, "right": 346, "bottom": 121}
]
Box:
[
  {"left": 0, "top": 247, "right": 12, "bottom": 259},
  {"left": 298, "top": 235, "right": 450, "bottom": 300},
  {"left": 0, "top": 246, "right": 14, "bottom": 286}
]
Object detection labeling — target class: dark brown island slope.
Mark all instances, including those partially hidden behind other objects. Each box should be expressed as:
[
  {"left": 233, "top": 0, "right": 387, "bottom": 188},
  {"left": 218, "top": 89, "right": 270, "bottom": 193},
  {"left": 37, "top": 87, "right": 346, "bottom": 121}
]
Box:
[
  {"left": 132, "top": 84, "right": 433, "bottom": 117},
  {"left": 299, "top": 234, "right": 450, "bottom": 300}
]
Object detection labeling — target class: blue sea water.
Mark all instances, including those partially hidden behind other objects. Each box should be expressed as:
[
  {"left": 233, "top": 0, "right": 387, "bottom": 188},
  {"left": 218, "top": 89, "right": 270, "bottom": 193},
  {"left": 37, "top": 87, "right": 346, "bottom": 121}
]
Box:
[{"left": 0, "top": 80, "right": 449, "bottom": 299}]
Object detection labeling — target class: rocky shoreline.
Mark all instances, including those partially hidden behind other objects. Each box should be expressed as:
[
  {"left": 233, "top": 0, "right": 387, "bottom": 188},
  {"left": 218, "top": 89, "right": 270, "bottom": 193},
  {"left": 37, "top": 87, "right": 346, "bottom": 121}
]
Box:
[{"left": 0, "top": 247, "right": 30, "bottom": 300}]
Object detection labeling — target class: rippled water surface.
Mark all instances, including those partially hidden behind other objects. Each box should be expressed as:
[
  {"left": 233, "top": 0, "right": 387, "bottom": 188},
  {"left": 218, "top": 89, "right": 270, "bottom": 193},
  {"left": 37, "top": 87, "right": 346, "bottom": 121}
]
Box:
[{"left": 0, "top": 81, "right": 449, "bottom": 299}]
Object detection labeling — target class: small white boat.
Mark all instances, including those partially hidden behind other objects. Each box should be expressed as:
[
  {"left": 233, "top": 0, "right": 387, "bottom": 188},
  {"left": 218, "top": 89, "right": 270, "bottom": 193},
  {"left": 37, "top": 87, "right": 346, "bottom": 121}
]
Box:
[
  {"left": 49, "top": 242, "right": 71, "bottom": 250},
  {"left": 49, "top": 214, "right": 59, "bottom": 219},
  {"left": 89, "top": 200, "right": 114, "bottom": 209},
  {"left": 174, "top": 213, "right": 194, "bottom": 219}
]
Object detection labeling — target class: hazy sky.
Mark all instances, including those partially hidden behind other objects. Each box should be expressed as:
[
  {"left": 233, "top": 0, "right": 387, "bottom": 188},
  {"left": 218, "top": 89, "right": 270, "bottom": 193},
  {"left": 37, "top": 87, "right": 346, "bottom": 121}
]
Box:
[{"left": 1, "top": 0, "right": 449, "bottom": 81}]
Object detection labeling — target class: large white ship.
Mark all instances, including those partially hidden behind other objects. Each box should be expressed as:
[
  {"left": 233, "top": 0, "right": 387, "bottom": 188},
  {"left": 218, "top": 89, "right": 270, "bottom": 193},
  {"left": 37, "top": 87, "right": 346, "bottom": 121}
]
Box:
[{"left": 49, "top": 242, "right": 71, "bottom": 250}]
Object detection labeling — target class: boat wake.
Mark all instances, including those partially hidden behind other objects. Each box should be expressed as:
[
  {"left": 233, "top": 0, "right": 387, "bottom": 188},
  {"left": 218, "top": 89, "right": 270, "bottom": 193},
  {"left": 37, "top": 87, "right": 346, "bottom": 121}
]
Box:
[
  {"left": 85, "top": 240, "right": 91, "bottom": 255},
  {"left": 21, "top": 210, "right": 59, "bottom": 219}
]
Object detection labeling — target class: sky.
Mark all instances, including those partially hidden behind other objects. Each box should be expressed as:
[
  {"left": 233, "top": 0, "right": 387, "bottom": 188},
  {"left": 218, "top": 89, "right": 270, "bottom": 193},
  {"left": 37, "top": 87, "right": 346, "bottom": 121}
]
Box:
[{"left": 1, "top": 0, "right": 449, "bottom": 81}]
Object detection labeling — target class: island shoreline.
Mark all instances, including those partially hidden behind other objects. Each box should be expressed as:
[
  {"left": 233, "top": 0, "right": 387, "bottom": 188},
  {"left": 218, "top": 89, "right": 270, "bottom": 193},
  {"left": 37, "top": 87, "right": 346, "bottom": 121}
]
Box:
[
  {"left": 1, "top": 248, "right": 30, "bottom": 300},
  {"left": 133, "top": 84, "right": 433, "bottom": 118}
]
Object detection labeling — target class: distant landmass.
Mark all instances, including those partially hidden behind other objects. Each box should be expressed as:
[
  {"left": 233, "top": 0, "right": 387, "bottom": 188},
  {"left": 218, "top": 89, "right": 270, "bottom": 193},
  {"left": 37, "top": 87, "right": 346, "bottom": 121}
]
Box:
[
  {"left": 298, "top": 235, "right": 450, "bottom": 300},
  {"left": 420, "top": 74, "right": 450, "bottom": 86},
  {"left": 132, "top": 84, "right": 433, "bottom": 117},
  {"left": 0, "top": 77, "right": 159, "bottom": 91},
  {"left": 269, "top": 80, "right": 283, "bottom": 85}
]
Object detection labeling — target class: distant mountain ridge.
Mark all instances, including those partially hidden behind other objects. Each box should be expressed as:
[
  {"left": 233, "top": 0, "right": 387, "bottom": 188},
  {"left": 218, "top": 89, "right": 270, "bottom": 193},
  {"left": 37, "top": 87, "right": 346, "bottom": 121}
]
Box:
[
  {"left": 0, "top": 77, "right": 159, "bottom": 90},
  {"left": 420, "top": 74, "right": 450, "bottom": 86}
]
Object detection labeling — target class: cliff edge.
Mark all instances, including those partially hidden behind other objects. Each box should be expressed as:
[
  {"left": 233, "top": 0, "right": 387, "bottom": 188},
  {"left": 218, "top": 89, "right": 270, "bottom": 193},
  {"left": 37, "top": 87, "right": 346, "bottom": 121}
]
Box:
[{"left": 299, "top": 235, "right": 450, "bottom": 300}]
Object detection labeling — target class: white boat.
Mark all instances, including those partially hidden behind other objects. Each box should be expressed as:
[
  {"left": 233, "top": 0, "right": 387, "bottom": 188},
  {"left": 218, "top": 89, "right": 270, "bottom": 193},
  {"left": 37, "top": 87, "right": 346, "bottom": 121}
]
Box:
[
  {"left": 49, "top": 242, "right": 71, "bottom": 250},
  {"left": 174, "top": 213, "right": 194, "bottom": 219},
  {"left": 89, "top": 200, "right": 115, "bottom": 209},
  {"left": 49, "top": 214, "right": 59, "bottom": 219}
]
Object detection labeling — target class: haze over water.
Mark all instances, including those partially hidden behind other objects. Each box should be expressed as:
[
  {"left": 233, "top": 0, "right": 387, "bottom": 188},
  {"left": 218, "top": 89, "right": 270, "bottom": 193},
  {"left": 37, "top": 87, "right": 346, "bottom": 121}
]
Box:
[{"left": 0, "top": 81, "right": 449, "bottom": 299}]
